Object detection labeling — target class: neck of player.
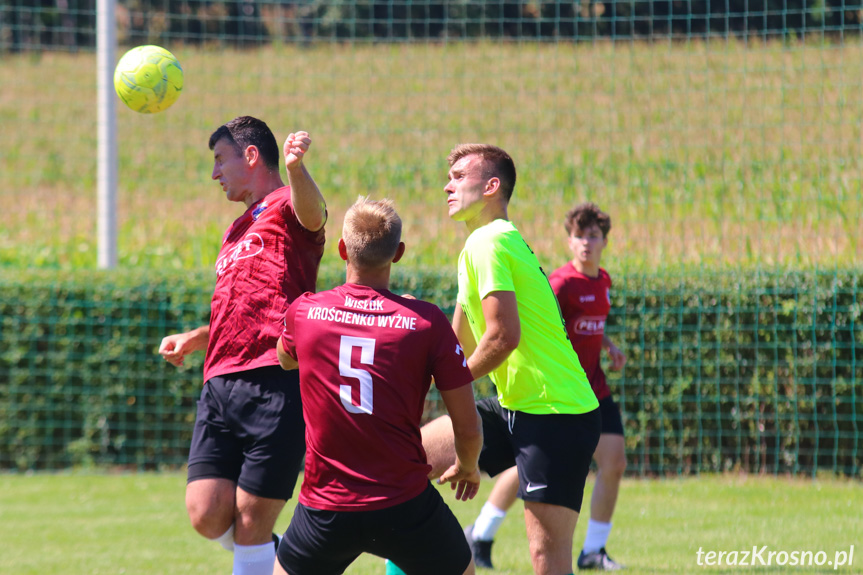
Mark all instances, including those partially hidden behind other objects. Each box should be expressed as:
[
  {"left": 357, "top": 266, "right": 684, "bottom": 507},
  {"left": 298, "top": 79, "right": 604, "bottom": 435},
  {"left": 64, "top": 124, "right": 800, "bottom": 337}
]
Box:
[
  {"left": 465, "top": 203, "right": 508, "bottom": 233},
  {"left": 572, "top": 259, "right": 600, "bottom": 278},
  {"left": 244, "top": 172, "right": 285, "bottom": 208},
  {"left": 345, "top": 264, "right": 392, "bottom": 291}
]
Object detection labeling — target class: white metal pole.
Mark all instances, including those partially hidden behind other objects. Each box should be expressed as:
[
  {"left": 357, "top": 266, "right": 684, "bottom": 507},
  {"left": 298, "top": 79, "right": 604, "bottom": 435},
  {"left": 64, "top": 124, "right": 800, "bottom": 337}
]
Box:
[{"left": 97, "top": 0, "right": 118, "bottom": 269}]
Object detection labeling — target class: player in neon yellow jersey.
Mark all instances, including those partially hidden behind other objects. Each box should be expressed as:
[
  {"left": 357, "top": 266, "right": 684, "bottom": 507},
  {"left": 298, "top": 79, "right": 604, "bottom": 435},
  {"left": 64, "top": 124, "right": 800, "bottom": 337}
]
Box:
[
  {"left": 390, "top": 144, "right": 600, "bottom": 575},
  {"left": 463, "top": 202, "right": 628, "bottom": 571}
]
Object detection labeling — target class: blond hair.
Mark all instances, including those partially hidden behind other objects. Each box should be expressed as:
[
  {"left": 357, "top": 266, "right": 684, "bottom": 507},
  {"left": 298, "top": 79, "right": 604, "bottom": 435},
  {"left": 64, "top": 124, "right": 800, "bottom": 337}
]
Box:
[{"left": 342, "top": 196, "right": 402, "bottom": 268}]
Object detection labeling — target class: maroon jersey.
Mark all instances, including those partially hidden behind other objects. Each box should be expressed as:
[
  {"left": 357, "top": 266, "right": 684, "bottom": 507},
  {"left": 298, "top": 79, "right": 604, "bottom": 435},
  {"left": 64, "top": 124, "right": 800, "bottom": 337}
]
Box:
[
  {"left": 204, "top": 186, "right": 325, "bottom": 383},
  {"left": 548, "top": 264, "right": 613, "bottom": 401},
  {"left": 281, "top": 284, "right": 473, "bottom": 511}
]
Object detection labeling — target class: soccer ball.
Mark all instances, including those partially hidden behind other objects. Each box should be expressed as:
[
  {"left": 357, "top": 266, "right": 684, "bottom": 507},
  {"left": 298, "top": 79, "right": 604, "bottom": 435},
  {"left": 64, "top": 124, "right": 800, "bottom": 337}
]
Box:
[{"left": 113, "top": 45, "right": 184, "bottom": 114}]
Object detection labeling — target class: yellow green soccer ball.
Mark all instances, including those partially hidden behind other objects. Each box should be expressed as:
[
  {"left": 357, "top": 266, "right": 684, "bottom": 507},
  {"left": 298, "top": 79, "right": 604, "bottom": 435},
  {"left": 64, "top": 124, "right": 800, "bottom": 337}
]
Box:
[{"left": 113, "top": 45, "right": 183, "bottom": 114}]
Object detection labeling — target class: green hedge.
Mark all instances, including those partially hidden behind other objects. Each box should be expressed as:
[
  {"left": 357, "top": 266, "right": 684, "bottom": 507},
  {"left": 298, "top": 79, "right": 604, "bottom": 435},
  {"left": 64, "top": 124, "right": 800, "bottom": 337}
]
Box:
[
  {"left": 612, "top": 270, "right": 861, "bottom": 477},
  {"left": 1, "top": 267, "right": 860, "bottom": 476}
]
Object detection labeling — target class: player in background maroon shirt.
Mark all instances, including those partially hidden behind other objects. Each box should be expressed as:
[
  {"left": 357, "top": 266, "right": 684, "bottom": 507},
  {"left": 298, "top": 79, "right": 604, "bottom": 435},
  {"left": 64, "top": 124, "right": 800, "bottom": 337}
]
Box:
[
  {"left": 275, "top": 197, "right": 482, "bottom": 575},
  {"left": 157, "top": 116, "right": 327, "bottom": 575},
  {"left": 463, "top": 202, "right": 628, "bottom": 571}
]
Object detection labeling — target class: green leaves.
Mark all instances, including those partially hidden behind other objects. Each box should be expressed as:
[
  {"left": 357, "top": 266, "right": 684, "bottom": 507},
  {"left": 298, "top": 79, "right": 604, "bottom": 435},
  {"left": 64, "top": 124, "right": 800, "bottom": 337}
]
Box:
[{"left": 0, "top": 267, "right": 860, "bottom": 476}]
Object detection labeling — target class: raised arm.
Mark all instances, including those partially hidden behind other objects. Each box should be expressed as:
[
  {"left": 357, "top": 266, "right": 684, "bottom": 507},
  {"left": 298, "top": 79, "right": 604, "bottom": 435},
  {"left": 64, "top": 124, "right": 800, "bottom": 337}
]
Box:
[{"left": 284, "top": 131, "right": 327, "bottom": 232}]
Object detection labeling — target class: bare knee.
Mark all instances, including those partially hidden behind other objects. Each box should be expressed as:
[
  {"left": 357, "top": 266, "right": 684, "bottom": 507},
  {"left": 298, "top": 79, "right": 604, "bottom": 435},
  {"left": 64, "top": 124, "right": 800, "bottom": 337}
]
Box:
[
  {"left": 524, "top": 501, "right": 578, "bottom": 575},
  {"left": 598, "top": 451, "right": 627, "bottom": 481},
  {"left": 186, "top": 478, "right": 236, "bottom": 539},
  {"left": 595, "top": 435, "right": 627, "bottom": 481},
  {"left": 233, "top": 488, "right": 286, "bottom": 545},
  {"left": 488, "top": 466, "right": 519, "bottom": 510},
  {"left": 527, "top": 539, "right": 573, "bottom": 575}
]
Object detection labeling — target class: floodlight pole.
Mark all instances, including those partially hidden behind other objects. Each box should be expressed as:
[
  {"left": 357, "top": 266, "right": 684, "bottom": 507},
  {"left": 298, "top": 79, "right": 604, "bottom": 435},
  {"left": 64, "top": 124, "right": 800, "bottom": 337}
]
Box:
[{"left": 97, "top": 0, "right": 118, "bottom": 269}]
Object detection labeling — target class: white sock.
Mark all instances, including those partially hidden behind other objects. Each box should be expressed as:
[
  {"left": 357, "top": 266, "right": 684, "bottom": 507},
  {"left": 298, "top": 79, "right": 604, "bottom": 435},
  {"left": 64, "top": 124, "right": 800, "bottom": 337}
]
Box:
[
  {"left": 233, "top": 541, "right": 276, "bottom": 575},
  {"left": 212, "top": 524, "right": 235, "bottom": 552},
  {"left": 472, "top": 501, "right": 507, "bottom": 541},
  {"left": 582, "top": 519, "right": 613, "bottom": 554}
]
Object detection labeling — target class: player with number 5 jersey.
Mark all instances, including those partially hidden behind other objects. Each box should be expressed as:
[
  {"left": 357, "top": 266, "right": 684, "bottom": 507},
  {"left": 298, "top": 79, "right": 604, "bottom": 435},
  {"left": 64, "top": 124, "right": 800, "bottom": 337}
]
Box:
[
  {"left": 276, "top": 197, "right": 482, "bottom": 575},
  {"left": 283, "top": 282, "right": 474, "bottom": 510}
]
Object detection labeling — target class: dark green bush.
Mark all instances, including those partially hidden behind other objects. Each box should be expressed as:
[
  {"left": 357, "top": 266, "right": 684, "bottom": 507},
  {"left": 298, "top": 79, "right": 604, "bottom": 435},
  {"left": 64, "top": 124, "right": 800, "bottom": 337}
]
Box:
[
  {"left": 611, "top": 270, "right": 862, "bottom": 477},
  {"left": 1, "top": 267, "right": 860, "bottom": 476}
]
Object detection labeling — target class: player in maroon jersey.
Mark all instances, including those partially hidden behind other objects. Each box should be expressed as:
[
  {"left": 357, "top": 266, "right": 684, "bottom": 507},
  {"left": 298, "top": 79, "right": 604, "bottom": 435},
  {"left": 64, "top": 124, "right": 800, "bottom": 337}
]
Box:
[
  {"left": 462, "top": 202, "right": 628, "bottom": 571},
  {"left": 275, "top": 197, "right": 482, "bottom": 575},
  {"left": 157, "top": 116, "right": 327, "bottom": 575}
]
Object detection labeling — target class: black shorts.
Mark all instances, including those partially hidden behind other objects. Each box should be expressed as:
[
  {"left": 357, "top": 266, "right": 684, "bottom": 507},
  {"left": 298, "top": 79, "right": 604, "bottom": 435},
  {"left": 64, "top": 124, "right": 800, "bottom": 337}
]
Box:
[
  {"left": 187, "top": 365, "right": 305, "bottom": 501},
  {"left": 598, "top": 395, "right": 624, "bottom": 436},
  {"left": 476, "top": 396, "right": 601, "bottom": 512},
  {"left": 277, "top": 482, "right": 472, "bottom": 575}
]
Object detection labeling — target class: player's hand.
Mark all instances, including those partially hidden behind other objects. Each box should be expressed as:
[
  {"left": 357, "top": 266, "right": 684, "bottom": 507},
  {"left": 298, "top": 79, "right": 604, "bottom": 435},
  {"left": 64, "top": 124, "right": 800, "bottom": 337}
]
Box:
[
  {"left": 606, "top": 343, "right": 627, "bottom": 371},
  {"left": 159, "top": 333, "right": 192, "bottom": 367},
  {"left": 437, "top": 463, "right": 481, "bottom": 501},
  {"left": 400, "top": 293, "right": 416, "bottom": 300},
  {"left": 284, "top": 131, "right": 311, "bottom": 171}
]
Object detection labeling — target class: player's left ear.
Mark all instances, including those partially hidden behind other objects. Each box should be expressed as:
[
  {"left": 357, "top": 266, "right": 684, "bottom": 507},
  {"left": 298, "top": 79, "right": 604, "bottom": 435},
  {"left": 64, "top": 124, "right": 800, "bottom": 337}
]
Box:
[
  {"left": 338, "top": 238, "right": 349, "bottom": 262},
  {"left": 244, "top": 145, "right": 259, "bottom": 167},
  {"left": 392, "top": 242, "right": 406, "bottom": 263}
]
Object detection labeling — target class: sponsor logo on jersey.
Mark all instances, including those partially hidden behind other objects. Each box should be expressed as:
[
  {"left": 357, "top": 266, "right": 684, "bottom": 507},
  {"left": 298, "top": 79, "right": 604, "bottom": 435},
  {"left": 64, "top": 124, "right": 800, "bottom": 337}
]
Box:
[
  {"left": 251, "top": 201, "right": 269, "bottom": 221},
  {"left": 215, "top": 232, "right": 264, "bottom": 276},
  {"left": 573, "top": 315, "right": 606, "bottom": 335},
  {"left": 579, "top": 294, "right": 596, "bottom": 303}
]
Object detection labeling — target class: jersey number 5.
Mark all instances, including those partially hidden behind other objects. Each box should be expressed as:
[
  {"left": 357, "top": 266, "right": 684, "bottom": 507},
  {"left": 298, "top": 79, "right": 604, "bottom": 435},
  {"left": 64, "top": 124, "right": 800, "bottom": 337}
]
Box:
[{"left": 338, "top": 335, "right": 375, "bottom": 415}]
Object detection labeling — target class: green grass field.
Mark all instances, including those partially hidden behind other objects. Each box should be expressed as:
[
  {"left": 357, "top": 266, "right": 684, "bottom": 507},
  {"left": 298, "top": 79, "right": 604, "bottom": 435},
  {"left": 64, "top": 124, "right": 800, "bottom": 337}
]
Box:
[
  {"left": 1, "top": 472, "right": 858, "bottom": 574},
  {"left": 2, "top": 40, "right": 861, "bottom": 271}
]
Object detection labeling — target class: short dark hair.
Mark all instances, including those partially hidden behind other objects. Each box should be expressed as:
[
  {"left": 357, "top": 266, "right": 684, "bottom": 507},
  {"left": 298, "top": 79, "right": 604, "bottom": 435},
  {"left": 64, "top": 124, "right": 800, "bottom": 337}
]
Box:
[
  {"left": 208, "top": 116, "right": 280, "bottom": 170},
  {"left": 564, "top": 202, "right": 612, "bottom": 238},
  {"left": 447, "top": 143, "right": 517, "bottom": 202}
]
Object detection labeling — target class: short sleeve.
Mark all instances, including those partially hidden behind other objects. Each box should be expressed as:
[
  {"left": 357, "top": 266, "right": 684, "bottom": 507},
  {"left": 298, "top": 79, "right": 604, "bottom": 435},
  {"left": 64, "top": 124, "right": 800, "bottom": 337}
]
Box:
[
  {"left": 281, "top": 296, "right": 304, "bottom": 361},
  {"left": 466, "top": 238, "right": 514, "bottom": 301},
  {"left": 428, "top": 307, "right": 474, "bottom": 391},
  {"left": 549, "top": 271, "right": 573, "bottom": 320}
]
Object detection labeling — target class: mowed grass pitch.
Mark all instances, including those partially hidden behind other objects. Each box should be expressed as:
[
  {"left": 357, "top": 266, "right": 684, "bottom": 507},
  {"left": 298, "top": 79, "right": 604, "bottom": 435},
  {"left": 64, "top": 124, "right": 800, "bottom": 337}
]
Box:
[
  {"left": 2, "top": 40, "right": 862, "bottom": 271},
  {"left": 1, "top": 473, "right": 858, "bottom": 574}
]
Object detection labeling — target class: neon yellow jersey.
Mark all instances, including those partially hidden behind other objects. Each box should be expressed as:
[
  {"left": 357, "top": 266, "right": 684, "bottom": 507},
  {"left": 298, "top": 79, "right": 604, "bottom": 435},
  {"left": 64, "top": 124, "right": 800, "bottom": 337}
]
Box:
[{"left": 457, "top": 219, "right": 599, "bottom": 415}]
